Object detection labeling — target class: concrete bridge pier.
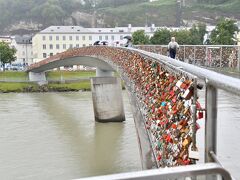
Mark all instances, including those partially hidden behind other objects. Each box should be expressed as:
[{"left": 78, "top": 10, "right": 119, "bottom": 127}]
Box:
[
  {"left": 28, "top": 72, "right": 48, "bottom": 85},
  {"left": 91, "top": 73, "right": 125, "bottom": 122},
  {"left": 96, "top": 68, "right": 114, "bottom": 77}
]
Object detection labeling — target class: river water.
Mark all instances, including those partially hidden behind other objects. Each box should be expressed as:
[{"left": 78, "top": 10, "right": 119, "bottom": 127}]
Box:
[{"left": 0, "top": 90, "right": 239, "bottom": 179}]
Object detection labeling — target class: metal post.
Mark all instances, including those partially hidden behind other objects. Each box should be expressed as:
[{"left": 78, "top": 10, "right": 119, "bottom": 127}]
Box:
[
  {"left": 192, "top": 78, "right": 197, "bottom": 150},
  {"left": 205, "top": 46, "right": 208, "bottom": 66},
  {"left": 184, "top": 46, "right": 186, "bottom": 62},
  {"left": 205, "top": 83, "right": 218, "bottom": 163},
  {"left": 238, "top": 46, "right": 240, "bottom": 71},
  {"left": 194, "top": 46, "right": 196, "bottom": 65},
  {"left": 220, "top": 47, "right": 222, "bottom": 68}
]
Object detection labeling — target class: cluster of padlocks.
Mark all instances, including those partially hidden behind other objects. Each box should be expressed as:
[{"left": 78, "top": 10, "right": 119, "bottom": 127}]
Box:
[
  {"left": 138, "top": 45, "right": 239, "bottom": 68},
  {"left": 33, "top": 46, "right": 204, "bottom": 167}
]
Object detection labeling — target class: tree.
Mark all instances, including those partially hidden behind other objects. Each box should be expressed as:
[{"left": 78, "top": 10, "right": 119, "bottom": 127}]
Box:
[
  {"left": 189, "top": 23, "right": 206, "bottom": 44},
  {"left": 210, "top": 18, "right": 239, "bottom": 45},
  {"left": 0, "top": 42, "right": 16, "bottom": 70},
  {"left": 150, "top": 28, "right": 171, "bottom": 45},
  {"left": 132, "top": 30, "right": 150, "bottom": 45},
  {"left": 170, "top": 30, "right": 189, "bottom": 44}
]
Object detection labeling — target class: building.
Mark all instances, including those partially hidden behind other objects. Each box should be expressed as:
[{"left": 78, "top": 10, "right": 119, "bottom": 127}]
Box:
[
  {"left": 32, "top": 25, "right": 161, "bottom": 62},
  {"left": 13, "top": 35, "right": 33, "bottom": 66},
  {"left": 0, "top": 36, "right": 13, "bottom": 44},
  {"left": 0, "top": 35, "right": 33, "bottom": 67}
]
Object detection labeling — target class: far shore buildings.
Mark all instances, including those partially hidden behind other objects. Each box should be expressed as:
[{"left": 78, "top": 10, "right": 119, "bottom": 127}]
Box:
[
  {"left": 5, "top": 24, "right": 240, "bottom": 66},
  {"left": 32, "top": 25, "right": 154, "bottom": 62},
  {"left": 32, "top": 24, "right": 191, "bottom": 62},
  {"left": 0, "top": 35, "right": 33, "bottom": 66}
]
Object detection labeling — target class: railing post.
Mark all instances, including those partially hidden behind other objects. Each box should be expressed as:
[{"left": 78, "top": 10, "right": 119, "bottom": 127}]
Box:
[
  {"left": 205, "top": 83, "right": 218, "bottom": 163},
  {"left": 238, "top": 46, "right": 240, "bottom": 71},
  {"left": 220, "top": 47, "right": 222, "bottom": 68},
  {"left": 184, "top": 46, "right": 186, "bottom": 62},
  {"left": 194, "top": 46, "right": 196, "bottom": 64}
]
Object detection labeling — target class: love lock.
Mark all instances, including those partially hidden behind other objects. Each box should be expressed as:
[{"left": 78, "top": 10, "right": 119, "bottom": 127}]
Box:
[{"left": 188, "top": 143, "right": 200, "bottom": 160}]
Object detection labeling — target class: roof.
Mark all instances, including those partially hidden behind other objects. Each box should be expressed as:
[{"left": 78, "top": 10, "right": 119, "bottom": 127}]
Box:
[
  {"left": 14, "top": 35, "right": 32, "bottom": 44},
  {"left": 38, "top": 25, "right": 215, "bottom": 34}
]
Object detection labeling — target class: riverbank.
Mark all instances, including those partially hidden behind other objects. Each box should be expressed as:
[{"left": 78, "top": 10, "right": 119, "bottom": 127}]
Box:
[
  {"left": 0, "top": 81, "right": 92, "bottom": 93},
  {"left": 0, "top": 71, "right": 94, "bottom": 93}
]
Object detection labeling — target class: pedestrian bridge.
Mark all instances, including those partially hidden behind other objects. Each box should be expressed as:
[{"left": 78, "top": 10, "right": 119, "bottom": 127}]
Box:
[{"left": 27, "top": 46, "right": 240, "bottom": 179}]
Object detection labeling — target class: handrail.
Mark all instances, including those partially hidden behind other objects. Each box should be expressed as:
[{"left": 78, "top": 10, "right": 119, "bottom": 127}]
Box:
[
  {"left": 137, "top": 45, "right": 240, "bottom": 47},
  {"left": 129, "top": 47, "right": 240, "bottom": 96},
  {"left": 77, "top": 163, "right": 232, "bottom": 180}
]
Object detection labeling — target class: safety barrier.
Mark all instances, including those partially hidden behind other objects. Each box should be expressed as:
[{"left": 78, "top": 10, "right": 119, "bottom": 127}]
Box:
[
  {"left": 137, "top": 45, "right": 240, "bottom": 71},
  {"left": 28, "top": 46, "right": 240, "bottom": 179}
]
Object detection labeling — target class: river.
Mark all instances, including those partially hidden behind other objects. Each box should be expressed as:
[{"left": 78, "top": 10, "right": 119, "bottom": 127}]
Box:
[{"left": 0, "top": 90, "right": 239, "bottom": 179}]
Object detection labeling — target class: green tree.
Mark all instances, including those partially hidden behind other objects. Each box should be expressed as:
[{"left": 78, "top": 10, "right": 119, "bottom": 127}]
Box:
[
  {"left": 171, "top": 29, "right": 192, "bottom": 44},
  {"left": 187, "top": 23, "right": 206, "bottom": 44},
  {"left": 132, "top": 30, "right": 150, "bottom": 45},
  {"left": 150, "top": 28, "right": 171, "bottom": 45},
  {"left": 0, "top": 42, "right": 16, "bottom": 70},
  {"left": 210, "top": 18, "right": 239, "bottom": 45}
]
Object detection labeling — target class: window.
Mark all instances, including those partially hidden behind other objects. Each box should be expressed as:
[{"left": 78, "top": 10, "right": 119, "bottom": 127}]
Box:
[
  {"left": 22, "top": 51, "right": 25, "bottom": 55},
  {"left": 63, "top": 36, "right": 66, "bottom": 41},
  {"left": 49, "top": 44, "right": 53, "bottom": 49},
  {"left": 50, "top": 53, "right": 53, "bottom": 56},
  {"left": 89, "top": 36, "right": 92, "bottom": 40},
  {"left": 69, "top": 36, "right": 72, "bottom": 41},
  {"left": 99, "top": 36, "right": 102, "bottom": 41},
  {"left": 63, "top": 44, "right": 66, "bottom": 49},
  {"left": 56, "top": 44, "right": 60, "bottom": 49},
  {"left": 42, "top": 36, "right": 46, "bottom": 41},
  {"left": 43, "top": 44, "right": 46, "bottom": 49},
  {"left": 82, "top": 36, "right": 85, "bottom": 41},
  {"left": 69, "top": 44, "right": 73, "bottom": 49},
  {"left": 76, "top": 44, "right": 79, "bottom": 48},
  {"left": 56, "top": 36, "right": 59, "bottom": 40},
  {"left": 111, "top": 35, "right": 114, "bottom": 41},
  {"left": 120, "top": 35, "right": 123, "bottom": 40},
  {"left": 43, "top": 53, "right": 47, "bottom": 58},
  {"left": 83, "top": 44, "right": 86, "bottom": 47},
  {"left": 105, "top": 35, "right": 108, "bottom": 40},
  {"left": 76, "top": 36, "right": 79, "bottom": 40},
  {"left": 49, "top": 36, "right": 52, "bottom": 41}
]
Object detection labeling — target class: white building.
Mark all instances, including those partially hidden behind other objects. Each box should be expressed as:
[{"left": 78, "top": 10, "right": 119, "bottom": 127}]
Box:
[
  {"left": 32, "top": 24, "right": 160, "bottom": 62},
  {"left": 0, "top": 35, "right": 33, "bottom": 66},
  {"left": 13, "top": 35, "right": 33, "bottom": 66},
  {"left": 0, "top": 36, "right": 13, "bottom": 44}
]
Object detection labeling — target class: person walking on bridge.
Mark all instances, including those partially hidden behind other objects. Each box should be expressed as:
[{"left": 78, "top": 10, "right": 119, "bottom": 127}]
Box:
[{"left": 168, "top": 37, "right": 179, "bottom": 59}]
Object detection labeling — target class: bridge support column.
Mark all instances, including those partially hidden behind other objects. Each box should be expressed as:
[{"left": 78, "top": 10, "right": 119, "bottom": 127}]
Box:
[
  {"left": 28, "top": 72, "right": 47, "bottom": 85},
  {"left": 96, "top": 68, "right": 114, "bottom": 77},
  {"left": 91, "top": 77, "right": 125, "bottom": 122}
]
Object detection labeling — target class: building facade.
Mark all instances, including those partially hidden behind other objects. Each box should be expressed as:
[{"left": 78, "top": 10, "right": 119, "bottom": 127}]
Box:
[
  {"left": 32, "top": 25, "right": 160, "bottom": 62},
  {"left": 13, "top": 35, "right": 33, "bottom": 65}
]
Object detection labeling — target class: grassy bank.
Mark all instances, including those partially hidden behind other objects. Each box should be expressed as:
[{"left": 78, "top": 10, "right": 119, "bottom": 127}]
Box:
[
  {"left": 0, "top": 71, "right": 94, "bottom": 93},
  {"left": 46, "top": 70, "right": 95, "bottom": 80},
  {"left": 0, "top": 81, "right": 91, "bottom": 93},
  {"left": 0, "top": 71, "right": 96, "bottom": 81}
]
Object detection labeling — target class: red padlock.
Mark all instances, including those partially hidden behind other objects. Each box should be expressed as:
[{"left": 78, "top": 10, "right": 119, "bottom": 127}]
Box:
[{"left": 198, "top": 111, "right": 204, "bottom": 119}]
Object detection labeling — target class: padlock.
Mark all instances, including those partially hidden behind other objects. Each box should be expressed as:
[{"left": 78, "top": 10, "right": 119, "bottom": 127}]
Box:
[
  {"left": 188, "top": 144, "right": 200, "bottom": 160},
  {"left": 198, "top": 111, "right": 204, "bottom": 119},
  {"left": 182, "top": 86, "right": 194, "bottom": 100}
]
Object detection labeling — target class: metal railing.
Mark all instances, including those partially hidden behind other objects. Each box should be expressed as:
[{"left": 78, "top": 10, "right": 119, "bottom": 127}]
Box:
[
  {"left": 132, "top": 48, "right": 240, "bottom": 161},
  {"left": 27, "top": 46, "right": 240, "bottom": 179},
  {"left": 78, "top": 47, "right": 240, "bottom": 179},
  {"left": 137, "top": 45, "right": 240, "bottom": 72},
  {"left": 78, "top": 163, "right": 232, "bottom": 180}
]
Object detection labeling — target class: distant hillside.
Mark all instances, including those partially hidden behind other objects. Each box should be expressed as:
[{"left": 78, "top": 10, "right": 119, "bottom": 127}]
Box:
[{"left": 0, "top": 0, "right": 239, "bottom": 35}]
